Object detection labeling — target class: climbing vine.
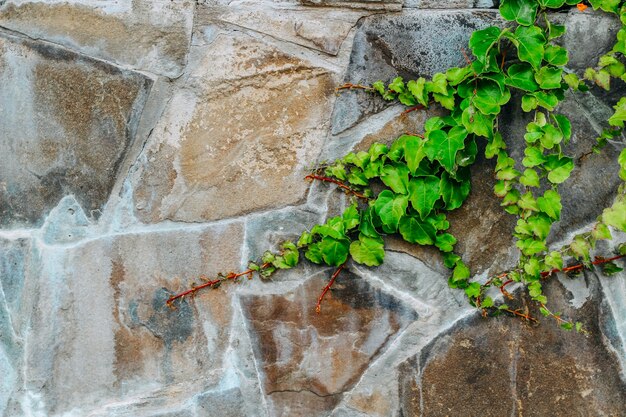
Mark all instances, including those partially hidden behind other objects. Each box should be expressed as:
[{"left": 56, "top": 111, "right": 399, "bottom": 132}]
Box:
[{"left": 167, "top": 0, "right": 626, "bottom": 331}]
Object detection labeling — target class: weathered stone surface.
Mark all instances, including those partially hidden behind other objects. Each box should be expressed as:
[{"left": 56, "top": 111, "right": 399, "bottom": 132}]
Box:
[
  {"left": 331, "top": 10, "right": 500, "bottom": 134},
  {"left": 300, "top": 0, "right": 402, "bottom": 11},
  {"left": 241, "top": 270, "right": 418, "bottom": 416},
  {"left": 14, "top": 223, "right": 251, "bottom": 415},
  {"left": 398, "top": 277, "right": 626, "bottom": 417},
  {"left": 202, "top": 3, "right": 369, "bottom": 56},
  {"left": 405, "top": 0, "right": 496, "bottom": 7},
  {"left": 0, "top": 31, "right": 151, "bottom": 228},
  {"left": 0, "top": 0, "right": 194, "bottom": 78},
  {"left": 132, "top": 33, "right": 336, "bottom": 223}
]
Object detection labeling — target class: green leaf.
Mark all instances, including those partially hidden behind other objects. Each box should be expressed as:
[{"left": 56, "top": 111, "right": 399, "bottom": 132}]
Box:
[
  {"left": 520, "top": 168, "right": 540, "bottom": 187},
  {"left": 527, "top": 213, "right": 553, "bottom": 240},
  {"left": 570, "top": 236, "right": 591, "bottom": 262},
  {"left": 452, "top": 261, "right": 471, "bottom": 283},
  {"left": 359, "top": 206, "right": 380, "bottom": 238},
  {"left": 473, "top": 80, "right": 511, "bottom": 114},
  {"left": 500, "top": 0, "right": 539, "bottom": 26},
  {"left": 399, "top": 216, "right": 436, "bottom": 245},
  {"left": 601, "top": 261, "right": 624, "bottom": 276},
  {"left": 485, "top": 133, "right": 507, "bottom": 159},
  {"left": 381, "top": 163, "right": 410, "bottom": 194},
  {"left": 516, "top": 238, "right": 547, "bottom": 256},
  {"left": 374, "top": 190, "right": 409, "bottom": 231},
  {"left": 350, "top": 234, "right": 385, "bottom": 267},
  {"left": 325, "top": 163, "right": 347, "bottom": 181},
  {"left": 602, "top": 200, "right": 626, "bottom": 231},
  {"left": 436, "top": 233, "right": 457, "bottom": 252},
  {"left": 608, "top": 97, "right": 626, "bottom": 127},
  {"left": 521, "top": 94, "right": 538, "bottom": 112},
  {"left": 424, "top": 127, "right": 467, "bottom": 172},
  {"left": 545, "top": 251, "right": 563, "bottom": 270},
  {"left": 440, "top": 172, "right": 471, "bottom": 210},
  {"left": 481, "top": 296, "right": 494, "bottom": 308},
  {"left": 464, "top": 282, "right": 482, "bottom": 298},
  {"left": 518, "top": 191, "right": 539, "bottom": 212},
  {"left": 312, "top": 217, "right": 345, "bottom": 240},
  {"left": 347, "top": 168, "right": 368, "bottom": 186},
  {"left": 305, "top": 243, "right": 324, "bottom": 264},
  {"left": 342, "top": 203, "right": 360, "bottom": 230},
  {"left": 544, "top": 45, "right": 569, "bottom": 66},
  {"left": 540, "top": 124, "right": 564, "bottom": 149},
  {"left": 545, "top": 156, "right": 573, "bottom": 184},
  {"left": 469, "top": 26, "right": 502, "bottom": 65},
  {"left": 408, "top": 176, "right": 442, "bottom": 219},
  {"left": 446, "top": 66, "right": 474, "bottom": 85},
  {"left": 534, "top": 91, "right": 559, "bottom": 110},
  {"left": 505, "top": 63, "right": 539, "bottom": 92},
  {"left": 561, "top": 322, "right": 573, "bottom": 331},
  {"left": 297, "top": 231, "right": 313, "bottom": 248},
  {"left": 373, "top": 81, "right": 396, "bottom": 101},
  {"left": 462, "top": 105, "right": 494, "bottom": 137},
  {"left": 404, "top": 135, "right": 427, "bottom": 175},
  {"left": 407, "top": 78, "right": 428, "bottom": 106},
  {"left": 388, "top": 77, "right": 405, "bottom": 93},
  {"left": 427, "top": 213, "right": 450, "bottom": 231},
  {"left": 319, "top": 236, "right": 350, "bottom": 266},
  {"left": 553, "top": 114, "right": 572, "bottom": 142},
  {"left": 508, "top": 25, "right": 546, "bottom": 70},
  {"left": 535, "top": 66, "right": 563, "bottom": 89},
  {"left": 537, "top": 190, "right": 562, "bottom": 220},
  {"left": 443, "top": 252, "right": 461, "bottom": 268},
  {"left": 523, "top": 146, "right": 546, "bottom": 167},
  {"left": 547, "top": 22, "right": 566, "bottom": 40}
]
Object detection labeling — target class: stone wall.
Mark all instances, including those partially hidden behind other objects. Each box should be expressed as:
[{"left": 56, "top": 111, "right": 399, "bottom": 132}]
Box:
[{"left": 0, "top": 1, "right": 625, "bottom": 416}]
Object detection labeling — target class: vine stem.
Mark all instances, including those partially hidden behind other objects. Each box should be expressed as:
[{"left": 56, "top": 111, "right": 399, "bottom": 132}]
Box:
[
  {"left": 166, "top": 263, "right": 271, "bottom": 306},
  {"left": 305, "top": 174, "right": 368, "bottom": 199},
  {"left": 335, "top": 83, "right": 374, "bottom": 93},
  {"left": 316, "top": 263, "right": 346, "bottom": 314},
  {"left": 539, "top": 254, "right": 626, "bottom": 277}
]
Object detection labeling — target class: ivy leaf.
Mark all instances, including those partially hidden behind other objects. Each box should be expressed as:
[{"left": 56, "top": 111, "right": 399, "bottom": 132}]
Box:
[
  {"left": 520, "top": 168, "right": 540, "bottom": 187},
  {"left": 399, "top": 216, "right": 436, "bottom": 245},
  {"left": 374, "top": 190, "right": 408, "bottom": 231},
  {"left": 469, "top": 26, "right": 502, "bottom": 65},
  {"left": 426, "top": 213, "right": 450, "bottom": 231},
  {"left": 350, "top": 234, "right": 385, "bottom": 267},
  {"left": 592, "top": 223, "right": 612, "bottom": 241},
  {"left": 485, "top": 133, "right": 507, "bottom": 159},
  {"left": 342, "top": 203, "right": 360, "bottom": 230},
  {"left": 535, "top": 66, "right": 563, "bottom": 89},
  {"left": 516, "top": 238, "right": 548, "bottom": 256},
  {"left": 424, "top": 127, "right": 467, "bottom": 172},
  {"left": 381, "top": 163, "right": 410, "bottom": 194},
  {"left": 473, "top": 80, "right": 512, "bottom": 114},
  {"left": 388, "top": 77, "right": 405, "bottom": 93},
  {"left": 452, "top": 261, "right": 471, "bottom": 283},
  {"left": 601, "top": 261, "right": 624, "bottom": 276},
  {"left": 297, "top": 231, "right": 313, "bottom": 248},
  {"left": 462, "top": 105, "right": 494, "bottom": 137},
  {"left": 507, "top": 25, "right": 546, "bottom": 70},
  {"left": 518, "top": 191, "right": 539, "bottom": 212},
  {"left": 319, "top": 236, "right": 350, "bottom": 267},
  {"left": 305, "top": 242, "right": 324, "bottom": 264},
  {"left": 359, "top": 206, "right": 380, "bottom": 238},
  {"left": 545, "top": 251, "right": 564, "bottom": 270},
  {"left": 570, "top": 236, "right": 591, "bottom": 262},
  {"left": 544, "top": 45, "right": 569, "bottom": 66},
  {"left": 408, "top": 176, "right": 442, "bottom": 219},
  {"left": 521, "top": 94, "right": 538, "bottom": 112},
  {"left": 436, "top": 233, "right": 457, "bottom": 252},
  {"left": 527, "top": 213, "right": 553, "bottom": 240},
  {"left": 440, "top": 171, "right": 471, "bottom": 210},
  {"left": 404, "top": 135, "right": 427, "bottom": 175},
  {"left": 602, "top": 200, "right": 626, "bottom": 231},
  {"left": 407, "top": 78, "right": 428, "bottom": 106},
  {"left": 446, "top": 66, "right": 474, "bottom": 86},
  {"left": 553, "top": 114, "right": 572, "bottom": 143},
  {"left": 537, "top": 190, "right": 562, "bottom": 220},
  {"left": 500, "top": 0, "right": 539, "bottom": 26},
  {"left": 523, "top": 146, "right": 546, "bottom": 167},
  {"left": 534, "top": 91, "right": 559, "bottom": 111},
  {"left": 608, "top": 97, "right": 626, "bottom": 127},
  {"left": 545, "top": 156, "right": 573, "bottom": 184},
  {"left": 505, "top": 63, "right": 539, "bottom": 92},
  {"left": 464, "top": 282, "right": 482, "bottom": 298}
]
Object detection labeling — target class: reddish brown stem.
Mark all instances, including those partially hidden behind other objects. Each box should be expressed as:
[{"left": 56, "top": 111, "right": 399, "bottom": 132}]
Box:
[
  {"left": 305, "top": 174, "right": 368, "bottom": 199},
  {"left": 499, "top": 279, "right": 514, "bottom": 300},
  {"left": 404, "top": 132, "right": 425, "bottom": 138},
  {"left": 316, "top": 263, "right": 346, "bottom": 314},
  {"left": 402, "top": 104, "right": 428, "bottom": 115},
  {"left": 166, "top": 263, "right": 270, "bottom": 306},
  {"left": 336, "top": 83, "right": 374, "bottom": 93},
  {"left": 540, "top": 254, "right": 626, "bottom": 278},
  {"left": 503, "top": 308, "right": 539, "bottom": 324}
]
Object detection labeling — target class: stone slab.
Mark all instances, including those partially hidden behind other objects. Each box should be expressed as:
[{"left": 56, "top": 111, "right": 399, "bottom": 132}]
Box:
[
  {"left": 0, "top": 31, "right": 152, "bottom": 228},
  {"left": 0, "top": 0, "right": 195, "bottom": 78}
]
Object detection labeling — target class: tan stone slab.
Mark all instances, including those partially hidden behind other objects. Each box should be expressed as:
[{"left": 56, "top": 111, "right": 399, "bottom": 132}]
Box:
[
  {"left": 132, "top": 33, "right": 337, "bottom": 223},
  {"left": 21, "top": 222, "right": 245, "bottom": 415},
  {"left": 0, "top": 31, "right": 152, "bottom": 227},
  {"left": 0, "top": 0, "right": 194, "bottom": 77}
]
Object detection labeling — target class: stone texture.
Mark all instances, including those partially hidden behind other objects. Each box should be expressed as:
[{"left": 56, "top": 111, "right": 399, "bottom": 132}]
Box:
[
  {"left": 331, "top": 10, "right": 501, "bottom": 134},
  {"left": 131, "top": 33, "right": 336, "bottom": 223},
  {"left": 241, "top": 270, "right": 418, "bottom": 417},
  {"left": 0, "top": 31, "right": 151, "bottom": 228},
  {"left": 299, "top": 0, "right": 402, "bottom": 11},
  {"left": 398, "top": 277, "right": 626, "bottom": 417},
  {"left": 13, "top": 223, "right": 251, "bottom": 415},
  {"left": 0, "top": 0, "right": 195, "bottom": 78},
  {"left": 201, "top": 3, "right": 369, "bottom": 56}
]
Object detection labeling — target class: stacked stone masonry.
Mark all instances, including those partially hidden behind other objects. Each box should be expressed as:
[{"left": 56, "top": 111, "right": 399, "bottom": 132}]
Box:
[{"left": 0, "top": 1, "right": 624, "bottom": 416}]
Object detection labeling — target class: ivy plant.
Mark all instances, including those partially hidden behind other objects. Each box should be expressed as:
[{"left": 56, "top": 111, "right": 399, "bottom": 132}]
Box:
[{"left": 167, "top": 0, "right": 626, "bottom": 331}]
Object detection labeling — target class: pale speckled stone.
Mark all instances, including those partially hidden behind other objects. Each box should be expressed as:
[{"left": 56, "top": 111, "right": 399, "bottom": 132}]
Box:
[
  {"left": 131, "top": 33, "right": 337, "bottom": 223},
  {"left": 0, "top": 31, "right": 151, "bottom": 228},
  {"left": 0, "top": 0, "right": 195, "bottom": 78}
]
